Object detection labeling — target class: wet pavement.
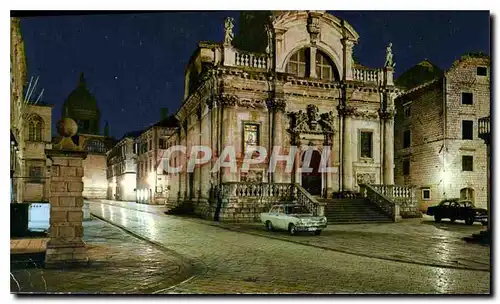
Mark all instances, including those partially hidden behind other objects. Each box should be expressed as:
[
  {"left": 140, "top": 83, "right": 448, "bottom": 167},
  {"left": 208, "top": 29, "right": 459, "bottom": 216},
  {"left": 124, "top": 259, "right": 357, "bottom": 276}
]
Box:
[
  {"left": 89, "top": 200, "right": 491, "bottom": 294},
  {"left": 10, "top": 218, "right": 194, "bottom": 294}
]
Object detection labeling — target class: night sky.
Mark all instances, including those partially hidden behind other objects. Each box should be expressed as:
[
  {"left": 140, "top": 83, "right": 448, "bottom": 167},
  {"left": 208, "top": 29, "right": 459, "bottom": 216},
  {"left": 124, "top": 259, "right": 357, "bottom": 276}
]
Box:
[{"left": 19, "top": 11, "right": 490, "bottom": 139}]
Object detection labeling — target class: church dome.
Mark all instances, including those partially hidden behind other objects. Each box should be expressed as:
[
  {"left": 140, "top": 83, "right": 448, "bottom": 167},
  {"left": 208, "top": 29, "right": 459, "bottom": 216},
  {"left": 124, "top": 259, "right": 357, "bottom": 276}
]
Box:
[{"left": 62, "top": 73, "right": 101, "bottom": 135}]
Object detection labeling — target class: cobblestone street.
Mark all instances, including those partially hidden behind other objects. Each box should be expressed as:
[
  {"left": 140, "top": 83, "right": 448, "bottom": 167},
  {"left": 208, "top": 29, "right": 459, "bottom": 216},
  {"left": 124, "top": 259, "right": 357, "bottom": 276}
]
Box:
[
  {"left": 89, "top": 200, "right": 490, "bottom": 294},
  {"left": 10, "top": 217, "right": 194, "bottom": 294}
]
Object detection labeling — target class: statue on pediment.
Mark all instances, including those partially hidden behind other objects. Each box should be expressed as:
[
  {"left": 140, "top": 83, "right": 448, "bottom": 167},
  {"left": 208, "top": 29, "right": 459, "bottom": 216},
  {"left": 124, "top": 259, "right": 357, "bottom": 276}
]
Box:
[{"left": 224, "top": 17, "right": 234, "bottom": 46}]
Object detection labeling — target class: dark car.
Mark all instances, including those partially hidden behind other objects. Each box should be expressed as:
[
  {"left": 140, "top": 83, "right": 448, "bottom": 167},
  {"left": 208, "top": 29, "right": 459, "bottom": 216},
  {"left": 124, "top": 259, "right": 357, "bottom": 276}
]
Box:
[{"left": 426, "top": 198, "right": 488, "bottom": 225}]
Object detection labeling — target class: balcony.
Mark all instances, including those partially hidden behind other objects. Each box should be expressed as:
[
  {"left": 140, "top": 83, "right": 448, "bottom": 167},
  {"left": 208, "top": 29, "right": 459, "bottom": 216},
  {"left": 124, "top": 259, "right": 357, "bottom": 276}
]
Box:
[{"left": 478, "top": 116, "right": 490, "bottom": 144}]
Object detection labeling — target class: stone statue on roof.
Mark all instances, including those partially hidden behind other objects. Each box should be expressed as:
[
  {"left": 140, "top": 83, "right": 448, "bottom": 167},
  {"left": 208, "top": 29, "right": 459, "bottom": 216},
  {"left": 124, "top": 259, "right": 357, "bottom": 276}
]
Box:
[
  {"left": 385, "top": 42, "right": 396, "bottom": 68},
  {"left": 224, "top": 17, "right": 234, "bottom": 46}
]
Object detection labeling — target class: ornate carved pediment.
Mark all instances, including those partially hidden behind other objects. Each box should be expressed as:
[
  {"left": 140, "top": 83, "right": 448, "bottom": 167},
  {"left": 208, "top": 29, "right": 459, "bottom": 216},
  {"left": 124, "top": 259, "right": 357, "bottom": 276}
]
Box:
[{"left": 288, "top": 104, "right": 336, "bottom": 134}]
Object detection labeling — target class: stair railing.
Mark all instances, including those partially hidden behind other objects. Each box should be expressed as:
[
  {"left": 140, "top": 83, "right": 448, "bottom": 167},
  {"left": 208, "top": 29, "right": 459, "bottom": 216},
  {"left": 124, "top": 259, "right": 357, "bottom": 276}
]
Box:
[
  {"left": 358, "top": 183, "right": 401, "bottom": 222},
  {"left": 212, "top": 182, "right": 323, "bottom": 216},
  {"left": 293, "top": 183, "right": 325, "bottom": 216}
]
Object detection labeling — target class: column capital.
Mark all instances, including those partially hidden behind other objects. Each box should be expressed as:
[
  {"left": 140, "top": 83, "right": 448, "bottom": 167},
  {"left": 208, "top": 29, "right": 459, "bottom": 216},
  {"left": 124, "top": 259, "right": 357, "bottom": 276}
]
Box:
[
  {"left": 337, "top": 104, "right": 356, "bottom": 117},
  {"left": 378, "top": 109, "right": 396, "bottom": 120},
  {"left": 218, "top": 93, "right": 238, "bottom": 108},
  {"left": 266, "top": 98, "right": 287, "bottom": 112}
]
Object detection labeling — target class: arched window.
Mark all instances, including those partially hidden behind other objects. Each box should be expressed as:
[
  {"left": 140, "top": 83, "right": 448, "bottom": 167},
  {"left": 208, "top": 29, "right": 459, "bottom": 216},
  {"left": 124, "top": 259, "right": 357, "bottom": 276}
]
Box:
[
  {"left": 286, "top": 48, "right": 309, "bottom": 78},
  {"left": 27, "top": 115, "right": 43, "bottom": 142},
  {"left": 286, "top": 48, "right": 339, "bottom": 81},
  {"left": 315, "top": 51, "right": 337, "bottom": 81},
  {"left": 460, "top": 187, "right": 475, "bottom": 204},
  {"left": 86, "top": 139, "right": 106, "bottom": 153}
]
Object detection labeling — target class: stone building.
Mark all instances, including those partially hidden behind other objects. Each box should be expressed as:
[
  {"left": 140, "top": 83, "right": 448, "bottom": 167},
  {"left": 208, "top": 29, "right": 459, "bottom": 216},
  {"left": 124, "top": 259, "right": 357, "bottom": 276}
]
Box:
[
  {"left": 106, "top": 131, "right": 140, "bottom": 201},
  {"left": 21, "top": 102, "right": 53, "bottom": 203},
  {"left": 394, "top": 53, "right": 490, "bottom": 211},
  {"left": 55, "top": 73, "right": 115, "bottom": 199},
  {"left": 166, "top": 11, "right": 405, "bottom": 221},
  {"left": 10, "top": 17, "right": 28, "bottom": 203},
  {"left": 135, "top": 116, "right": 178, "bottom": 204}
]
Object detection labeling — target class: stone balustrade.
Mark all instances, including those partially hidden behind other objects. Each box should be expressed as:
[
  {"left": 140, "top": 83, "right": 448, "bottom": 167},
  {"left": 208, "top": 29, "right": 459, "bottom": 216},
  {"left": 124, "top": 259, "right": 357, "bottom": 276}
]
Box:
[
  {"left": 234, "top": 51, "right": 268, "bottom": 69},
  {"left": 359, "top": 184, "right": 401, "bottom": 222},
  {"left": 352, "top": 67, "right": 383, "bottom": 84},
  {"left": 294, "top": 183, "right": 324, "bottom": 216},
  {"left": 216, "top": 182, "right": 323, "bottom": 218}
]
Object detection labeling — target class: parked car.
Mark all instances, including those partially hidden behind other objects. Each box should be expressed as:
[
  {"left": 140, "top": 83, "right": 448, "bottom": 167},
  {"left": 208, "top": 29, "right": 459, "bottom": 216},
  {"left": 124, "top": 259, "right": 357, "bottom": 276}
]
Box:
[
  {"left": 426, "top": 198, "right": 488, "bottom": 225},
  {"left": 260, "top": 204, "right": 327, "bottom": 235}
]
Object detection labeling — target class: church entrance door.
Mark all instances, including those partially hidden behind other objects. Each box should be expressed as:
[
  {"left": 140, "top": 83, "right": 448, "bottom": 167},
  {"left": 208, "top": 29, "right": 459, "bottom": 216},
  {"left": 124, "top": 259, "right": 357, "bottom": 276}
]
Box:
[{"left": 301, "top": 150, "right": 322, "bottom": 196}]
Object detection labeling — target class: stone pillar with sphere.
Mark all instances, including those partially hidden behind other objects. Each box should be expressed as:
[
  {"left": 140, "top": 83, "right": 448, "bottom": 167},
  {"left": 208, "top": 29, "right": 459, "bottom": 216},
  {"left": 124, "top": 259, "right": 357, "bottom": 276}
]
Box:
[{"left": 44, "top": 118, "right": 88, "bottom": 268}]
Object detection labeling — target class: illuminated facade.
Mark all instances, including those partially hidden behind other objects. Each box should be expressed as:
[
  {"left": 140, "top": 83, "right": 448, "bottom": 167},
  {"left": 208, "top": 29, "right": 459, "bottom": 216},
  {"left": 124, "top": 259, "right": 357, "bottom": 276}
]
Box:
[
  {"left": 135, "top": 117, "right": 178, "bottom": 204},
  {"left": 166, "top": 11, "right": 408, "bottom": 221},
  {"left": 106, "top": 135, "right": 138, "bottom": 201},
  {"left": 394, "top": 54, "right": 490, "bottom": 210}
]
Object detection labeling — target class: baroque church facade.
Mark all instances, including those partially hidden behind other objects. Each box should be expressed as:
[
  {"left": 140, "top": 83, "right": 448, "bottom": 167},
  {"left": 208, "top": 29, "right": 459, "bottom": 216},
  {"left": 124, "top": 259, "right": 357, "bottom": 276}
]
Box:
[{"left": 164, "top": 11, "right": 404, "bottom": 221}]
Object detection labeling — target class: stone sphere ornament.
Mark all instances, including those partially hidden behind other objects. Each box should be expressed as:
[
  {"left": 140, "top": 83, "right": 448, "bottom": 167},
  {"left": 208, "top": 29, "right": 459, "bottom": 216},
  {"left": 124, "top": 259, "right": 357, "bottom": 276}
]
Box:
[{"left": 57, "top": 118, "right": 78, "bottom": 137}]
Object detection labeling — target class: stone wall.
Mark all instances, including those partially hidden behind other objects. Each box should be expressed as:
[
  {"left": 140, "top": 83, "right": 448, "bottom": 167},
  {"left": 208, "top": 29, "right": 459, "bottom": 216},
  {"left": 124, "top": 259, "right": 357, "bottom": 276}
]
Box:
[
  {"left": 82, "top": 153, "right": 107, "bottom": 199},
  {"left": 395, "top": 56, "right": 490, "bottom": 210}
]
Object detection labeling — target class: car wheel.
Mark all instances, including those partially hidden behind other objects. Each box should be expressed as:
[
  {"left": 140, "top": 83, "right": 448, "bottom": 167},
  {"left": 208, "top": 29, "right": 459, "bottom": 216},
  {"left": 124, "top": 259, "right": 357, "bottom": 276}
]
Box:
[
  {"left": 314, "top": 230, "right": 322, "bottom": 236},
  {"left": 434, "top": 216, "right": 441, "bottom": 223},
  {"left": 288, "top": 223, "right": 296, "bottom": 236},
  {"left": 465, "top": 217, "right": 474, "bottom": 225},
  {"left": 265, "top": 221, "right": 274, "bottom": 232}
]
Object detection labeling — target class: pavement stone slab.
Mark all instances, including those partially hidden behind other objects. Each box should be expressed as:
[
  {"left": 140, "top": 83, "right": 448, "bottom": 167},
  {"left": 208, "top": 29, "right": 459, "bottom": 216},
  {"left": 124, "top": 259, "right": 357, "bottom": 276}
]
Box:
[
  {"left": 10, "top": 218, "right": 194, "bottom": 294},
  {"left": 87, "top": 200, "right": 490, "bottom": 294}
]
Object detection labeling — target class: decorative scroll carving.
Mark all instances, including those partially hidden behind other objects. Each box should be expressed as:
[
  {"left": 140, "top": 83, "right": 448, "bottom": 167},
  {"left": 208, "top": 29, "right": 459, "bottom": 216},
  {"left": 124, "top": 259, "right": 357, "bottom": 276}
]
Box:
[
  {"left": 237, "top": 98, "right": 266, "bottom": 109},
  {"left": 356, "top": 173, "right": 376, "bottom": 185},
  {"left": 319, "top": 111, "right": 335, "bottom": 132},
  {"left": 307, "top": 14, "right": 321, "bottom": 45},
  {"left": 223, "top": 17, "right": 234, "bottom": 46},
  {"left": 240, "top": 170, "right": 264, "bottom": 183}
]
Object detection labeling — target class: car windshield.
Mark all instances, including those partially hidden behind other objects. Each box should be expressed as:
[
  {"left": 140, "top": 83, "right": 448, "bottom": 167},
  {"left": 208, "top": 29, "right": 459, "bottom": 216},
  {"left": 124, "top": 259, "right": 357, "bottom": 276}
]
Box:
[
  {"left": 285, "top": 206, "right": 310, "bottom": 214},
  {"left": 460, "top": 201, "right": 475, "bottom": 208}
]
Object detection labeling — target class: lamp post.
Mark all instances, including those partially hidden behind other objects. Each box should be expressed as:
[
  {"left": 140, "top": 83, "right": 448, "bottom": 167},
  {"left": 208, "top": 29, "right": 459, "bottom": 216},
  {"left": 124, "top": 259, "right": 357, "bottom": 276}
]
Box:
[{"left": 478, "top": 116, "right": 490, "bottom": 234}]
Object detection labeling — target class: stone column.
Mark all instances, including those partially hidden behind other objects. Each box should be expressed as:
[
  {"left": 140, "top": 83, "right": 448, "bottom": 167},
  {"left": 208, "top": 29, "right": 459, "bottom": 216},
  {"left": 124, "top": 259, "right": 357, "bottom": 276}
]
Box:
[
  {"left": 379, "top": 100, "right": 395, "bottom": 186},
  {"left": 383, "top": 117, "right": 395, "bottom": 185},
  {"left": 309, "top": 47, "right": 317, "bottom": 78},
  {"left": 220, "top": 94, "right": 237, "bottom": 183},
  {"left": 339, "top": 105, "right": 355, "bottom": 193},
  {"left": 268, "top": 98, "right": 287, "bottom": 183},
  {"left": 45, "top": 118, "right": 88, "bottom": 268}
]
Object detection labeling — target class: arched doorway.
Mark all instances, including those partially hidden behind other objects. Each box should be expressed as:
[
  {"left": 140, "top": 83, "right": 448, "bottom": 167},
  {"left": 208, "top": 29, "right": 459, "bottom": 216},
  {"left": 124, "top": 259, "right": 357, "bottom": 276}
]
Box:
[
  {"left": 460, "top": 187, "right": 475, "bottom": 204},
  {"left": 301, "top": 150, "right": 322, "bottom": 196}
]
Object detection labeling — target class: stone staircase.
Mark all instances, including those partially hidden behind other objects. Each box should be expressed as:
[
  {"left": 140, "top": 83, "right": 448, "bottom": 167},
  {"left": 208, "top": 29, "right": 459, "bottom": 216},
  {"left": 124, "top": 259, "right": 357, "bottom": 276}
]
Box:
[{"left": 319, "top": 196, "right": 393, "bottom": 224}]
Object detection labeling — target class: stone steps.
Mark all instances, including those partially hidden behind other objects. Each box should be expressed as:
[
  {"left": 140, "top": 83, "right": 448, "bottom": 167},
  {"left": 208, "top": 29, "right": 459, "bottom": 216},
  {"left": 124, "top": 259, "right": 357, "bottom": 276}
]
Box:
[{"left": 322, "top": 197, "right": 393, "bottom": 224}]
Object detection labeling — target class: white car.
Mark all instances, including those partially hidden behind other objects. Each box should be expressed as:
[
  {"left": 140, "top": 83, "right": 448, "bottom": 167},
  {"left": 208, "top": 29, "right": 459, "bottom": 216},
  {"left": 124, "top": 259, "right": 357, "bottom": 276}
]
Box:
[{"left": 260, "top": 204, "right": 327, "bottom": 235}]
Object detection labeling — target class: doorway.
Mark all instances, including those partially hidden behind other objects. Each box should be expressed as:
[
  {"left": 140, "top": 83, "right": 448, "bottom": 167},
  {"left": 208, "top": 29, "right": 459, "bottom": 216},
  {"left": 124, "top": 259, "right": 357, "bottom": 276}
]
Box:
[{"left": 301, "top": 150, "right": 322, "bottom": 196}]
